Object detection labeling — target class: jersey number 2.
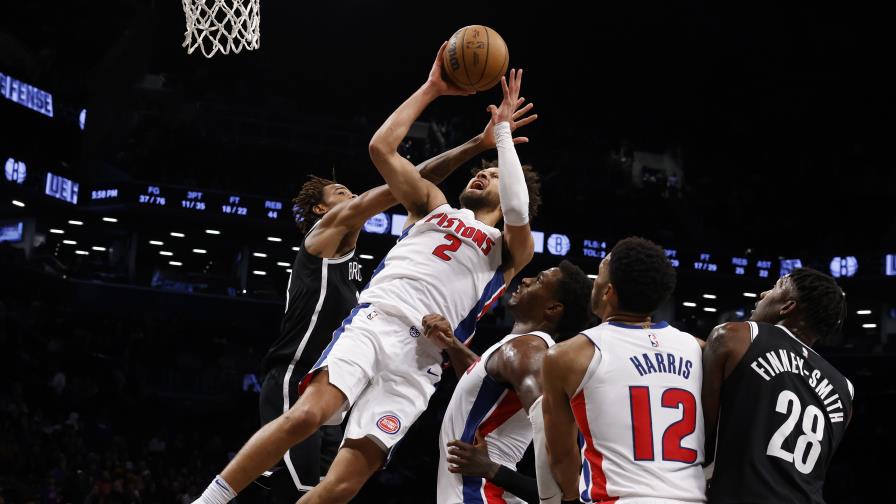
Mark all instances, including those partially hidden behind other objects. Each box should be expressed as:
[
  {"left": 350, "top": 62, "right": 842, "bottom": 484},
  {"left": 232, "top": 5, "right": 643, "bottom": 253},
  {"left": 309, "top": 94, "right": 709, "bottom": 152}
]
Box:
[
  {"left": 432, "top": 234, "right": 462, "bottom": 261},
  {"left": 629, "top": 386, "right": 698, "bottom": 463}
]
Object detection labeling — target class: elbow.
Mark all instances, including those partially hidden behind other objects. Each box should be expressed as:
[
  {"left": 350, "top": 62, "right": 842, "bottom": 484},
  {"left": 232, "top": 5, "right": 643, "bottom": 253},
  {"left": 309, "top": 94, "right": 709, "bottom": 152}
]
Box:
[{"left": 368, "top": 136, "right": 389, "bottom": 163}]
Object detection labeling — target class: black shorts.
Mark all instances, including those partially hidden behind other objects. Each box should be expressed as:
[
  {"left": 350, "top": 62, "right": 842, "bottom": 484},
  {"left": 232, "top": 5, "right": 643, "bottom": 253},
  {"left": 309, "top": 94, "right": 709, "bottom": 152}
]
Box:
[{"left": 258, "top": 365, "right": 343, "bottom": 503}]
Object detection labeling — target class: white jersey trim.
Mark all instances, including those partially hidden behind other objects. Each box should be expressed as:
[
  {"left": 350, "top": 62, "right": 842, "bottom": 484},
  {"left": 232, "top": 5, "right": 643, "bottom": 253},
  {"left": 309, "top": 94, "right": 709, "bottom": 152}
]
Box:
[
  {"left": 747, "top": 321, "right": 759, "bottom": 341},
  {"left": 574, "top": 333, "right": 602, "bottom": 397},
  {"left": 279, "top": 256, "right": 334, "bottom": 491}
]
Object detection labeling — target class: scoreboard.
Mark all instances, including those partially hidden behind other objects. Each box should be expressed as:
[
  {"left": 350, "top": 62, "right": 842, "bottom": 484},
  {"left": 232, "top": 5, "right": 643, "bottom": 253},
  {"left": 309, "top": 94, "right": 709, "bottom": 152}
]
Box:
[{"left": 89, "top": 182, "right": 288, "bottom": 222}]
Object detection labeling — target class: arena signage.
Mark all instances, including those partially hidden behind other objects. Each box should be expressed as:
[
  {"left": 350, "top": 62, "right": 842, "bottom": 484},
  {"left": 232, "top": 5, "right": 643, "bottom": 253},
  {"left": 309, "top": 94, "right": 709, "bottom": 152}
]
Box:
[{"left": 0, "top": 71, "right": 54, "bottom": 117}]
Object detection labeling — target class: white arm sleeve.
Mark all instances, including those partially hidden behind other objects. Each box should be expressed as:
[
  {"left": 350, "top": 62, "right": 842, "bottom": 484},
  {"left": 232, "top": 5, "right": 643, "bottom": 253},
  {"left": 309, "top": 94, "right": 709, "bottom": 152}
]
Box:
[
  {"left": 494, "top": 121, "right": 530, "bottom": 226},
  {"left": 529, "top": 395, "right": 562, "bottom": 504}
]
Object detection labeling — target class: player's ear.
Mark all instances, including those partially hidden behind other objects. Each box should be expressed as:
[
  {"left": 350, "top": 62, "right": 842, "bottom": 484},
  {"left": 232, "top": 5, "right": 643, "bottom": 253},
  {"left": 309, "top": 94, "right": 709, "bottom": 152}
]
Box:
[
  {"left": 604, "top": 282, "right": 617, "bottom": 306},
  {"left": 779, "top": 298, "right": 797, "bottom": 317},
  {"left": 545, "top": 302, "right": 564, "bottom": 322},
  {"left": 313, "top": 203, "right": 328, "bottom": 216}
]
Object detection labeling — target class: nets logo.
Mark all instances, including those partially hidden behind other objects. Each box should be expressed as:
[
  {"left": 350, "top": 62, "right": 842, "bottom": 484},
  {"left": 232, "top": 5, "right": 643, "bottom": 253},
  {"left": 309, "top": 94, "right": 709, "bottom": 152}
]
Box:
[
  {"left": 376, "top": 415, "right": 401, "bottom": 435},
  {"left": 4, "top": 158, "right": 26, "bottom": 184},
  {"left": 546, "top": 234, "right": 571, "bottom": 256},
  {"left": 409, "top": 326, "right": 421, "bottom": 338}
]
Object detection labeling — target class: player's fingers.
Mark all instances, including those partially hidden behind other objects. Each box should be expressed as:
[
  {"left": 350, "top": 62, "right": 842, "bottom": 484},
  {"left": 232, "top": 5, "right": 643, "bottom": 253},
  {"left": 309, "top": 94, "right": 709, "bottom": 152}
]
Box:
[
  {"left": 512, "top": 103, "right": 534, "bottom": 120},
  {"left": 512, "top": 137, "right": 529, "bottom": 145},
  {"left": 501, "top": 76, "right": 509, "bottom": 97},
  {"left": 514, "top": 115, "right": 538, "bottom": 128}
]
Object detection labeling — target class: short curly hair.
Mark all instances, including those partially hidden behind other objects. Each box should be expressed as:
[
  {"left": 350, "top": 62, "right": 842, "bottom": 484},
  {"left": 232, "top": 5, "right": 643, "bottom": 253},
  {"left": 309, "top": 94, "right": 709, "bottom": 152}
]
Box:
[
  {"left": 291, "top": 175, "right": 336, "bottom": 234},
  {"left": 788, "top": 267, "right": 846, "bottom": 342},
  {"left": 608, "top": 237, "right": 677, "bottom": 314},
  {"left": 553, "top": 260, "right": 596, "bottom": 340},
  {"left": 474, "top": 159, "right": 542, "bottom": 220}
]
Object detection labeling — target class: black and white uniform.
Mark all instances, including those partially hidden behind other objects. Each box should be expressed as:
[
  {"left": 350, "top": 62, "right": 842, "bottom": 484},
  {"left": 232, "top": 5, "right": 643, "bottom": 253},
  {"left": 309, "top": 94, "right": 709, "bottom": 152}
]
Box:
[
  {"left": 258, "top": 228, "right": 363, "bottom": 499},
  {"left": 708, "top": 322, "right": 854, "bottom": 504}
]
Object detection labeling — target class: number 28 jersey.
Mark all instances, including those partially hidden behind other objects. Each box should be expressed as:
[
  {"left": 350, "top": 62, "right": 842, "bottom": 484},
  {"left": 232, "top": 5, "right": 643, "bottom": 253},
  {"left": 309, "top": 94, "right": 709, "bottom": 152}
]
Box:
[
  {"left": 358, "top": 204, "right": 504, "bottom": 342},
  {"left": 708, "top": 322, "right": 854, "bottom": 504},
  {"left": 573, "top": 321, "right": 706, "bottom": 504}
]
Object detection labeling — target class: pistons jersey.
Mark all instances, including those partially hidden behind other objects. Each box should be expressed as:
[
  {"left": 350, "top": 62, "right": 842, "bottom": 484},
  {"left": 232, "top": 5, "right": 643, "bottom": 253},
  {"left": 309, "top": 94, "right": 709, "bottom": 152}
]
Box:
[
  {"left": 574, "top": 322, "right": 706, "bottom": 504},
  {"left": 437, "top": 331, "right": 555, "bottom": 504},
  {"left": 358, "top": 204, "right": 505, "bottom": 341}
]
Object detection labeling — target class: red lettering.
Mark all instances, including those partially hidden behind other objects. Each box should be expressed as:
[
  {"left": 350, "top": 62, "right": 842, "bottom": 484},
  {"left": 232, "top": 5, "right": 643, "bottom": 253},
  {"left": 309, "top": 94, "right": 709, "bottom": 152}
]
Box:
[
  {"left": 443, "top": 217, "right": 457, "bottom": 229},
  {"left": 461, "top": 225, "right": 476, "bottom": 239},
  {"left": 454, "top": 220, "right": 467, "bottom": 234},
  {"left": 482, "top": 238, "right": 494, "bottom": 256},
  {"left": 425, "top": 212, "right": 445, "bottom": 224},
  {"left": 472, "top": 229, "right": 487, "bottom": 248}
]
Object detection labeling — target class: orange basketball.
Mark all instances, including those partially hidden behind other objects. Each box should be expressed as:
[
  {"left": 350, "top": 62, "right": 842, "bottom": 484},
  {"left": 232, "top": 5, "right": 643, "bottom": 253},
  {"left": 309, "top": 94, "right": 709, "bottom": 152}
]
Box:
[{"left": 441, "top": 25, "right": 509, "bottom": 92}]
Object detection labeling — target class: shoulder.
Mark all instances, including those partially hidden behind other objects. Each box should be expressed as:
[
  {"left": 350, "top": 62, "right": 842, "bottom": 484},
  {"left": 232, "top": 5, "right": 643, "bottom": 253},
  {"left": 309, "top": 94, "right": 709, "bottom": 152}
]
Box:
[
  {"left": 545, "top": 334, "right": 593, "bottom": 367},
  {"left": 706, "top": 322, "right": 752, "bottom": 353},
  {"left": 493, "top": 335, "right": 550, "bottom": 374}
]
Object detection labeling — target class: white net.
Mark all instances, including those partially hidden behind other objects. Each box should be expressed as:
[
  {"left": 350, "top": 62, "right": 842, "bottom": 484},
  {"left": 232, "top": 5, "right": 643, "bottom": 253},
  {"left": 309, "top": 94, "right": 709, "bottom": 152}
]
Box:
[{"left": 182, "top": 0, "right": 260, "bottom": 58}]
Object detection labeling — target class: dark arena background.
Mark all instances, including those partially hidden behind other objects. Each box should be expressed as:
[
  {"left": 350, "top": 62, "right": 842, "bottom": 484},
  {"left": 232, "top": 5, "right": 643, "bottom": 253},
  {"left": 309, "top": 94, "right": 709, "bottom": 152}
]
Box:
[{"left": 1, "top": 1, "right": 892, "bottom": 503}]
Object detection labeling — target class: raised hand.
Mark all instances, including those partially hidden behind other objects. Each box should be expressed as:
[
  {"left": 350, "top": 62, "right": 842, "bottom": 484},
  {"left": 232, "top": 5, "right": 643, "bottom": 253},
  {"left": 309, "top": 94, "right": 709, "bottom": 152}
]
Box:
[
  {"left": 426, "top": 42, "right": 477, "bottom": 97},
  {"left": 486, "top": 68, "right": 525, "bottom": 125},
  {"left": 480, "top": 97, "right": 537, "bottom": 149}
]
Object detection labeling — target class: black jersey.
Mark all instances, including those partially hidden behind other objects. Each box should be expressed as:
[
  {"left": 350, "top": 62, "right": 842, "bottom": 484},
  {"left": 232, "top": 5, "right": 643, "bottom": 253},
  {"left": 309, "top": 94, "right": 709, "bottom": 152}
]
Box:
[
  {"left": 261, "top": 240, "right": 364, "bottom": 376},
  {"left": 708, "top": 322, "right": 854, "bottom": 504}
]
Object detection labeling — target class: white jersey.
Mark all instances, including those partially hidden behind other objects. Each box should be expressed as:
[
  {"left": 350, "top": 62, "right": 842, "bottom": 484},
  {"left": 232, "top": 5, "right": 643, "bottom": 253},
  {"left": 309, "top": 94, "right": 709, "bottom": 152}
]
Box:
[
  {"left": 359, "top": 204, "right": 505, "bottom": 341},
  {"left": 437, "top": 331, "right": 555, "bottom": 504},
  {"left": 574, "top": 322, "right": 706, "bottom": 504}
]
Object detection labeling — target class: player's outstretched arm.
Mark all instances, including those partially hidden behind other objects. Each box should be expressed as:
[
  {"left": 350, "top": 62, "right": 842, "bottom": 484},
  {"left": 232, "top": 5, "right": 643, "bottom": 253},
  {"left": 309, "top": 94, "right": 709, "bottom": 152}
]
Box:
[
  {"left": 489, "top": 70, "right": 536, "bottom": 285},
  {"left": 309, "top": 102, "right": 540, "bottom": 256},
  {"left": 368, "top": 42, "right": 471, "bottom": 221},
  {"left": 541, "top": 341, "right": 583, "bottom": 501}
]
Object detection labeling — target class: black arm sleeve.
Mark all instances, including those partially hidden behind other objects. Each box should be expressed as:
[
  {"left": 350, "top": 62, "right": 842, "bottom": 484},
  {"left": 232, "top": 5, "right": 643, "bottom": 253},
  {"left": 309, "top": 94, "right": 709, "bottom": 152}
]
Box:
[{"left": 491, "top": 465, "right": 539, "bottom": 504}]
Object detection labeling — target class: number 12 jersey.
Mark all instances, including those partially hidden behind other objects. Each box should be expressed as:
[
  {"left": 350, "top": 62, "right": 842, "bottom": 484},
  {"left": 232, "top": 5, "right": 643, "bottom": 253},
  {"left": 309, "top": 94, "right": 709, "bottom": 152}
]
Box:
[{"left": 573, "top": 321, "right": 706, "bottom": 503}]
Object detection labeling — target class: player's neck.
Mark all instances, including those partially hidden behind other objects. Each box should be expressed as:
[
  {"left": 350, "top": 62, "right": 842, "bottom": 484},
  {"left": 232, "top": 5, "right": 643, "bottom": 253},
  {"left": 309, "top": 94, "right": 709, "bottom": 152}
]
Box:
[
  {"left": 602, "top": 312, "right": 652, "bottom": 325},
  {"left": 510, "top": 319, "right": 553, "bottom": 336},
  {"left": 470, "top": 207, "right": 501, "bottom": 227},
  {"left": 779, "top": 319, "right": 818, "bottom": 347}
]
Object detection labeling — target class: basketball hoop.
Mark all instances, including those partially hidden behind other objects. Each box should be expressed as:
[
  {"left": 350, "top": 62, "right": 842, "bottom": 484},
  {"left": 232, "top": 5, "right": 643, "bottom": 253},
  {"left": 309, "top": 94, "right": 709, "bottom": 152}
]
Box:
[{"left": 182, "top": 0, "right": 260, "bottom": 58}]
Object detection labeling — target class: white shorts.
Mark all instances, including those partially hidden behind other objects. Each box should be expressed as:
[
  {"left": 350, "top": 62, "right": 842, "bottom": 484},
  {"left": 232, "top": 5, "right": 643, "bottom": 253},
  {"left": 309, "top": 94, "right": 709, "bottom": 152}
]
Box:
[{"left": 308, "top": 303, "right": 444, "bottom": 449}]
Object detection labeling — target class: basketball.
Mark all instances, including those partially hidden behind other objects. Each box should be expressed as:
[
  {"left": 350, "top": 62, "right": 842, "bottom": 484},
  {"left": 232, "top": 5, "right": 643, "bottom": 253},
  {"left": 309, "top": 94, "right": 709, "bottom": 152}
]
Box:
[{"left": 441, "top": 25, "right": 509, "bottom": 92}]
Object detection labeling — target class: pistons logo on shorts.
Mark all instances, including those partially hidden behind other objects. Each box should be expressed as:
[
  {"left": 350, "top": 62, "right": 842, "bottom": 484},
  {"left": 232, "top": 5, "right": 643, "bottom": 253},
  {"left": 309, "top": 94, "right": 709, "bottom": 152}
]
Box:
[{"left": 376, "top": 414, "right": 401, "bottom": 435}]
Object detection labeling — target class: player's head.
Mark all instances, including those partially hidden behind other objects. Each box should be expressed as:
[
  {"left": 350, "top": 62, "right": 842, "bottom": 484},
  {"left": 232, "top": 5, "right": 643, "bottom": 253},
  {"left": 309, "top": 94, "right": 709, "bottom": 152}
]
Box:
[
  {"left": 291, "top": 175, "right": 356, "bottom": 233},
  {"left": 591, "top": 237, "right": 677, "bottom": 320},
  {"left": 459, "top": 160, "right": 541, "bottom": 221},
  {"left": 751, "top": 267, "right": 846, "bottom": 344},
  {"left": 507, "top": 260, "right": 593, "bottom": 340}
]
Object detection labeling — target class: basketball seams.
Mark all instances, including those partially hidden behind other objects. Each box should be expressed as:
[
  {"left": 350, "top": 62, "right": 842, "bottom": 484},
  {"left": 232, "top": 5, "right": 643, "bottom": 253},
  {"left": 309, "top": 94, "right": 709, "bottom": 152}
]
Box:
[
  {"left": 459, "top": 27, "right": 475, "bottom": 89},
  {"left": 475, "top": 27, "right": 491, "bottom": 86}
]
